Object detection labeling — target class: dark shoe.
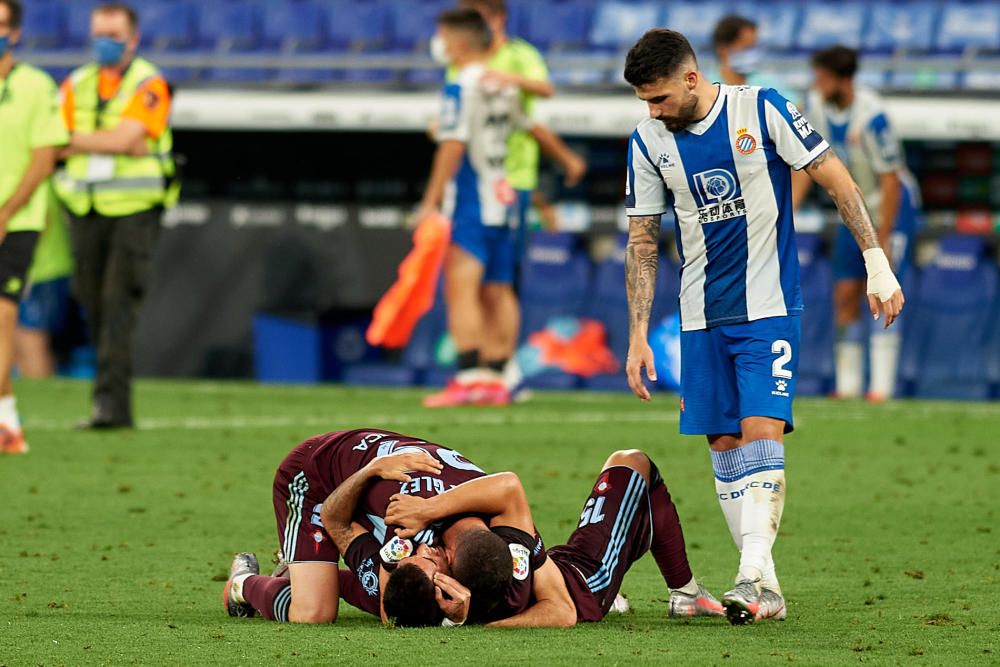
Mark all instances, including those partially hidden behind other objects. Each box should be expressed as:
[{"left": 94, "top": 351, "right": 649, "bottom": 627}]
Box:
[
  {"left": 75, "top": 417, "right": 134, "bottom": 430},
  {"left": 223, "top": 552, "right": 260, "bottom": 618}
]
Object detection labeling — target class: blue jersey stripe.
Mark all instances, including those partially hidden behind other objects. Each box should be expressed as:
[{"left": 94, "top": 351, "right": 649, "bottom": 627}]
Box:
[
  {"left": 757, "top": 95, "right": 803, "bottom": 316},
  {"left": 674, "top": 99, "right": 749, "bottom": 326},
  {"left": 453, "top": 154, "right": 482, "bottom": 227}
]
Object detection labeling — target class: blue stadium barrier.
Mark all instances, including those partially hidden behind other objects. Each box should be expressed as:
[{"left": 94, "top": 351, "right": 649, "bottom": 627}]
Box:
[
  {"left": 796, "top": 2, "right": 868, "bottom": 51},
  {"left": 898, "top": 235, "right": 999, "bottom": 400},
  {"left": 589, "top": 2, "right": 663, "bottom": 51},
  {"left": 936, "top": 3, "right": 1000, "bottom": 53},
  {"left": 864, "top": 1, "right": 940, "bottom": 54},
  {"left": 254, "top": 313, "right": 378, "bottom": 383},
  {"left": 796, "top": 233, "right": 835, "bottom": 397}
]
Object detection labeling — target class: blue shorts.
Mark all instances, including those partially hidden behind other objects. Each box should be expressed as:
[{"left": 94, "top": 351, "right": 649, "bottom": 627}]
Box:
[
  {"left": 679, "top": 315, "right": 800, "bottom": 436},
  {"left": 452, "top": 220, "right": 515, "bottom": 285},
  {"left": 18, "top": 276, "right": 71, "bottom": 333},
  {"left": 834, "top": 184, "right": 920, "bottom": 283}
]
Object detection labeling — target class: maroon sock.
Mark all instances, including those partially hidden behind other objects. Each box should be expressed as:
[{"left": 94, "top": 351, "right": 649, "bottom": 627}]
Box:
[
  {"left": 242, "top": 575, "right": 291, "bottom": 621},
  {"left": 648, "top": 479, "right": 694, "bottom": 589}
]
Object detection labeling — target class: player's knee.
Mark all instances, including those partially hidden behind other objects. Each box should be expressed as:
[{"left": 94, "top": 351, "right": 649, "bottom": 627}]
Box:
[
  {"left": 604, "top": 449, "right": 650, "bottom": 482},
  {"left": 288, "top": 599, "right": 338, "bottom": 624}
]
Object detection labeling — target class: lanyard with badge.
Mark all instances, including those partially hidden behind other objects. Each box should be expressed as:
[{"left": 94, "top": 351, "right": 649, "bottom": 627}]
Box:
[{"left": 86, "top": 60, "right": 133, "bottom": 183}]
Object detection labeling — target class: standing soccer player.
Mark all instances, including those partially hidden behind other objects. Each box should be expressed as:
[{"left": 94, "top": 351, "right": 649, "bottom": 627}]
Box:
[
  {"left": 0, "top": 0, "right": 70, "bottom": 453},
  {"left": 621, "top": 30, "right": 904, "bottom": 624},
  {"left": 793, "top": 46, "right": 921, "bottom": 401}
]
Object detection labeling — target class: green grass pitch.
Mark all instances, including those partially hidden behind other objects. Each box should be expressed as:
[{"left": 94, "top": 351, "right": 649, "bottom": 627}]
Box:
[{"left": 2, "top": 379, "right": 998, "bottom": 665}]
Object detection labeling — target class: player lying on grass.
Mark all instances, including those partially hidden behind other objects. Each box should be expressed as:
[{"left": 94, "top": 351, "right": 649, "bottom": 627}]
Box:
[
  {"left": 386, "top": 448, "right": 726, "bottom": 626},
  {"left": 222, "top": 429, "right": 546, "bottom": 625}
]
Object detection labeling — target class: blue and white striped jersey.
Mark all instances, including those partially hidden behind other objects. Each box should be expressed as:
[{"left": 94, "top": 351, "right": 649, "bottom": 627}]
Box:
[
  {"left": 806, "top": 87, "right": 919, "bottom": 225},
  {"left": 625, "top": 84, "right": 829, "bottom": 331},
  {"left": 438, "top": 63, "right": 530, "bottom": 228}
]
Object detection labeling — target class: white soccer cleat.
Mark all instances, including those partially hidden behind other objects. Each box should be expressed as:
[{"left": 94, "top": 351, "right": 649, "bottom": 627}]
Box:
[
  {"left": 609, "top": 593, "right": 630, "bottom": 614},
  {"left": 754, "top": 588, "right": 787, "bottom": 621},
  {"left": 668, "top": 583, "right": 725, "bottom": 618}
]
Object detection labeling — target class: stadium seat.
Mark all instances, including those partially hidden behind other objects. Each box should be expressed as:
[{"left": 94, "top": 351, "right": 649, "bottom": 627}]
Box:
[
  {"left": 200, "top": 2, "right": 269, "bottom": 82},
  {"left": 389, "top": 0, "right": 449, "bottom": 53},
  {"left": 936, "top": 3, "right": 1000, "bottom": 54},
  {"left": 524, "top": 1, "right": 593, "bottom": 52},
  {"left": 664, "top": 2, "right": 730, "bottom": 52},
  {"left": 259, "top": 1, "right": 333, "bottom": 84},
  {"left": 137, "top": 1, "right": 197, "bottom": 51},
  {"left": 864, "top": 2, "right": 939, "bottom": 54},
  {"left": 323, "top": 0, "right": 392, "bottom": 52},
  {"left": 64, "top": 0, "right": 99, "bottom": 48},
  {"left": 796, "top": 2, "right": 868, "bottom": 51},
  {"left": 589, "top": 2, "right": 663, "bottom": 51},
  {"left": 795, "top": 233, "right": 835, "bottom": 397},
  {"left": 897, "top": 235, "right": 999, "bottom": 400},
  {"left": 21, "top": 1, "right": 64, "bottom": 51},
  {"left": 734, "top": 2, "right": 801, "bottom": 53}
]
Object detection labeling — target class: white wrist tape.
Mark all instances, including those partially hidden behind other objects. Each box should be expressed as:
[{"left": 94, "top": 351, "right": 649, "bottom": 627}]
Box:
[
  {"left": 441, "top": 617, "right": 465, "bottom": 628},
  {"left": 863, "top": 248, "right": 900, "bottom": 303}
]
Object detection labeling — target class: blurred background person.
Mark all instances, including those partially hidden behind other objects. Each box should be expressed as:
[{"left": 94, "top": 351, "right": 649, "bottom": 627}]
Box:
[
  {"left": 0, "top": 0, "right": 69, "bottom": 453},
  {"left": 455, "top": 0, "right": 586, "bottom": 400},
  {"left": 793, "top": 46, "right": 922, "bottom": 401},
  {"left": 708, "top": 14, "right": 783, "bottom": 90},
  {"left": 54, "top": 2, "right": 176, "bottom": 429},
  {"left": 15, "top": 187, "right": 74, "bottom": 379}
]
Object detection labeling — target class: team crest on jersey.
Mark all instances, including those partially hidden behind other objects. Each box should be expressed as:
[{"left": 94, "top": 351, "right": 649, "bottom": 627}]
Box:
[
  {"left": 735, "top": 129, "right": 757, "bottom": 155},
  {"left": 594, "top": 472, "right": 613, "bottom": 495},
  {"left": 510, "top": 544, "right": 530, "bottom": 581},
  {"left": 379, "top": 536, "right": 414, "bottom": 564}
]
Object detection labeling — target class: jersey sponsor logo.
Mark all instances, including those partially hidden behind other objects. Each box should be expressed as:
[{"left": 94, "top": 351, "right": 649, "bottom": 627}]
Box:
[
  {"left": 696, "top": 198, "right": 748, "bottom": 225},
  {"left": 735, "top": 131, "right": 757, "bottom": 155},
  {"left": 358, "top": 557, "right": 379, "bottom": 597},
  {"left": 657, "top": 151, "right": 675, "bottom": 169},
  {"left": 718, "top": 480, "right": 782, "bottom": 500},
  {"left": 693, "top": 168, "right": 737, "bottom": 205},
  {"left": 510, "top": 544, "right": 530, "bottom": 581},
  {"left": 786, "top": 101, "right": 815, "bottom": 139},
  {"left": 772, "top": 379, "right": 790, "bottom": 397},
  {"left": 379, "top": 536, "right": 414, "bottom": 564}
]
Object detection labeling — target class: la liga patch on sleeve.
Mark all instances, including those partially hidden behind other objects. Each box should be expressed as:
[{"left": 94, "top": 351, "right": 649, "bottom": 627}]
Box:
[{"left": 509, "top": 543, "right": 530, "bottom": 581}]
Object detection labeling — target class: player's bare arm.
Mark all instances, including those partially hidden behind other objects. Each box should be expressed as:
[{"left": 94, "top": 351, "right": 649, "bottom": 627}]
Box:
[
  {"left": 529, "top": 124, "right": 588, "bottom": 187},
  {"left": 485, "top": 559, "right": 576, "bottom": 628},
  {"left": 386, "top": 471, "right": 534, "bottom": 538},
  {"left": 320, "top": 452, "right": 443, "bottom": 552},
  {"left": 0, "top": 146, "right": 58, "bottom": 241},
  {"left": 804, "top": 149, "right": 905, "bottom": 328},
  {"left": 625, "top": 214, "right": 661, "bottom": 401},
  {"left": 416, "top": 139, "right": 466, "bottom": 220}
]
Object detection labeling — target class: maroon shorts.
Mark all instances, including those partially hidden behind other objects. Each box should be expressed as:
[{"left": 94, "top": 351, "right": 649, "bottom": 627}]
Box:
[
  {"left": 272, "top": 445, "right": 340, "bottom": 564},
  {"left": 548, "top": 466, "right": 652, "bottom": 622}
]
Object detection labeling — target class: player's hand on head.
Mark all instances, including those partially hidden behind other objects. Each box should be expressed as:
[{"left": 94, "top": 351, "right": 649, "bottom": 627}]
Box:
[
  {"left": 368, "top": 452, "right": 443, "bottom": 483},
  {"left": 434, "top": 573, "right": 471, "bottom": 625},
  {"left": 626, "top": 339, "right": 657, "bottom": 402},
  {"left": 386, "top": 493, "right": 431, "bottom": 537}
]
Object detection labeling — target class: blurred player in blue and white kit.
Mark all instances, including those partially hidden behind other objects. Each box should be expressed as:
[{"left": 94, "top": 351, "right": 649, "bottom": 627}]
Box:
[
  {"left": 620, "top": 30, "right": 904, "bottom": 624},
  {"left": 794, "top": 46, "right": 921, "bottom": 401},
  {"left": 417, "top": 8, "right": 531, "bottom": 408}
]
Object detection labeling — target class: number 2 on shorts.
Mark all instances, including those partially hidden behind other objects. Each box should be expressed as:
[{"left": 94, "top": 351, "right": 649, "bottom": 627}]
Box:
[{"left": 771, "top": 340, "right": 793, "bottom": 379}]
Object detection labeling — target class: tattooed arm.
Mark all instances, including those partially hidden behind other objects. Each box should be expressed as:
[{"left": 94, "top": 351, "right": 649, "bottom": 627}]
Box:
[
  {"left": 624, "top": 214, "right": 662, "bottom": 401},
  {"left": 803, "top": 148, "right": 905, "bottom": 328}
]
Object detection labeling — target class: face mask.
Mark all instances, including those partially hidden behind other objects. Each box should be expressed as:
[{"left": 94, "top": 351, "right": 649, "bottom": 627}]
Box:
[
  {"left": 429, "top": 34, "right": 449, "bottom": 66},
  {"left": 93, "top": 37, "right": 127, "bottom": 67},
  {"left": 728, "top": 46, "right": 763, "bottom": 77},
  {"left": 0, "top": 35, "right": 10, "bottom": 56}
]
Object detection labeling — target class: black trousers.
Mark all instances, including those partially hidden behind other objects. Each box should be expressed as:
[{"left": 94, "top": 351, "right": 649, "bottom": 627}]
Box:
[{"left": 68, "top": 208, "right": 161, "bottom": 423}]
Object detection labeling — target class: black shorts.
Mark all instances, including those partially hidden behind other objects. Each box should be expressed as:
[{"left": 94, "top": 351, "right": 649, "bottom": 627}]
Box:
[
  {"left": 0, "top": 232, "right": 41, "bottom": 303},
  {"left": 548, "top": 466, "right": 653, "bottom": 622}
]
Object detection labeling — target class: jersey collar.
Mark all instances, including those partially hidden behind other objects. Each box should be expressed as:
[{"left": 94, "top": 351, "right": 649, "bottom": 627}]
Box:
[{"left": 685, "top": 84, "right": 725, "bottom": 136}]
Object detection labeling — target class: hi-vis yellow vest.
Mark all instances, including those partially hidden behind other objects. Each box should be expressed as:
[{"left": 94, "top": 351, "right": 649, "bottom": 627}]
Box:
[{"left": 55, "top": 58, "right": 178, "bottom": 218}]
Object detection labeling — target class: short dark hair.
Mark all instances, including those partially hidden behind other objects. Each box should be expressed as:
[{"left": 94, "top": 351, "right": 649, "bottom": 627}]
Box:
[
  {"left": 458, "top": 0, "right": 507, "bottom": 17},
  {"left": 437, "top": 8, "right": 492, "bottom": 52},
  {"left": 0, "top": 0, "right": 23, "bottom": 30},
  {"left": 811, "top": 45, "right": 858, "bottom": 79},
  {"left": 624, "top": 29, "right": 698, "bottom": 87},
  {"left": 712, "top": 15, "right": 757, "bottom": 51},
  {"left": 452, "top": 530, "right": 513, "bottom": 622},
  {"left": 94, "top": 3, "right": 139, "bottom": 30},
  {"left": 383, "top": 563, "right": 445, "bottom": 628}
]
